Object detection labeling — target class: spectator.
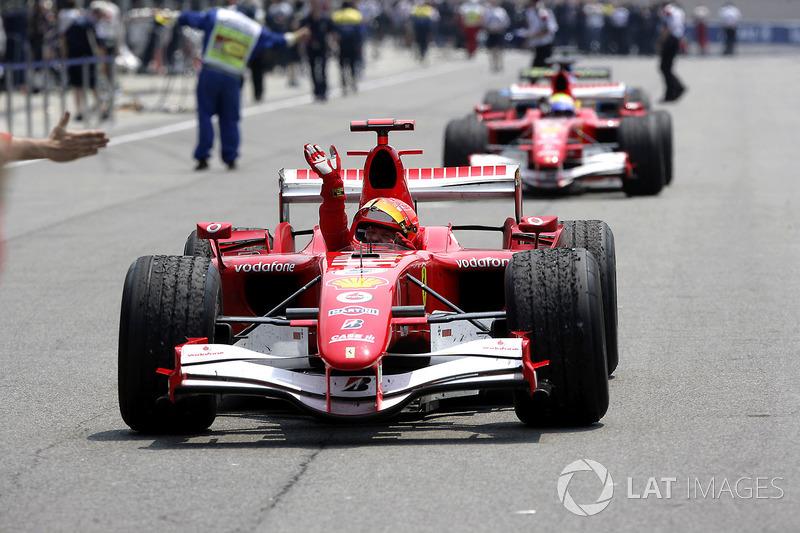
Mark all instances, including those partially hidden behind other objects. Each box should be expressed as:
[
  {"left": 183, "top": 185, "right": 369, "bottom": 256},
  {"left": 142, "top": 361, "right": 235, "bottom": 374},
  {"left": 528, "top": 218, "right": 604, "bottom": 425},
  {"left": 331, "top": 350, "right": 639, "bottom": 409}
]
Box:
[
  {"left": 718, "top": 1, "right": 741, "bottom": 56},
  {"left": 332, "top": 1, "right": 366, "bottom": 95},
  {"left": 300, "top": 0, "right": 335, "bottom": 102},
  {"left": 244, "top": 0, "right": 268, "bottom": 102},
  {"left": 693, "top": 5, "right": 709, "bottom": 56},
  {"left": 167, "top": 0, "right": 309, "bottom": 170},
  {"left": 27, "top": 0, "right": 54, "bottom": 93},
  {"left": 0, "top": 15, "right": 5, "bottom": 61},
  {"left": 582, "top": 1, "right": 604, "bottom": 54},
  {"left": 656, "top": 2, "right": 687, "bottom": 103},
  {"left": 59, "top": 5, "right": 108, "bottom": 121},
  {"left": 608, "top": 3, "right": 630, "bottom": 55},
  {"left": 409, "top": 0, "right": 439, "bottom": 63},
  {"left": 267, "top": 0, "right": 301, "bottom": 89},
  {"left": 482, "top": 0, "right": 510, "bottom": 73},
  {"left": 524, "top": 0, "right": 558, "bottom": 67},
  {"left": 457, "top": 0, "right": 484, "bottom": 58}
]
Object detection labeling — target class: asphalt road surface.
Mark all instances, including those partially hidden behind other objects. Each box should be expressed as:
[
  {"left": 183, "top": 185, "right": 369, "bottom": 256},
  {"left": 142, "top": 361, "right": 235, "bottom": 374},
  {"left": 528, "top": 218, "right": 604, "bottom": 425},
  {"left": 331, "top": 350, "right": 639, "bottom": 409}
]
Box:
[{"left": 1, "top": 46, "right": 798, "bottom": 532}]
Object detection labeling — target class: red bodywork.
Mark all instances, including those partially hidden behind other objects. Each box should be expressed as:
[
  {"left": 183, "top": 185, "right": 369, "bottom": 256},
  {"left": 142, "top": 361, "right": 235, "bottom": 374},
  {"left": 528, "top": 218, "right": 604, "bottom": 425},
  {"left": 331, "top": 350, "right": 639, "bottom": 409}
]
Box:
[
  {"left": 170, "top": 120, "right": 565, "bottom": 419},
  {"left": 462, "top": 68, "right": 650, "bottom": 190}
]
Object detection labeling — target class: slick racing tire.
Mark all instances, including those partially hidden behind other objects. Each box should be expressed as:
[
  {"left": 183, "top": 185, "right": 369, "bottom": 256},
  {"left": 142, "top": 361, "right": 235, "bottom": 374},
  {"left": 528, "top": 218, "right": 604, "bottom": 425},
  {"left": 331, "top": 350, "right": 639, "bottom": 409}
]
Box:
[
  {"left": 628, "top": 86, "right": 651, "bottom": 110},
  {"left": 483, "top": 89, "right": 511, "bottom": 112},
  {"left": 505, "top": 248, "right": 609, "bottom": 426},
  {"left": 443, "top": 115, "right": 488, "bottom": 167},
  {"left": 183, "top": 230, "right": 213, "bottom": 258},
  {"left": 652, "top": 109, "right": 673, "bottom": 185},
  {"left": 558, "top": 220, "right": 618, "bottom": 375},
  {"left": 118, "top": 255, "right": 221, "bottom": 434},
  {"left": 618, "top": 115, "right": 665, "bottom": 196}
]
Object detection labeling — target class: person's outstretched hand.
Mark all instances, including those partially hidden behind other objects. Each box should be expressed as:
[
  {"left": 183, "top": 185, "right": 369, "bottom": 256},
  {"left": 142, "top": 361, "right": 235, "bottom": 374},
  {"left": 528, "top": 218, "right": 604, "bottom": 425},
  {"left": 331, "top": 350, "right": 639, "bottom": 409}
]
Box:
[{"left": 45, "top": 112, "right": 109, "bottom": 162}]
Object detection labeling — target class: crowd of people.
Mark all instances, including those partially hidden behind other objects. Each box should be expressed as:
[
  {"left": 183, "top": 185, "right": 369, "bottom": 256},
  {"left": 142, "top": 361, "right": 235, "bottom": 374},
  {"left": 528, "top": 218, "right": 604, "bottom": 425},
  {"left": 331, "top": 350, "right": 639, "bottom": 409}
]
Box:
[
  {"left": 0, "top": 1, "right": 746, "bottom": 88},
  {"left": 0, "top": 0, "right": 746, "bottom": 167}
]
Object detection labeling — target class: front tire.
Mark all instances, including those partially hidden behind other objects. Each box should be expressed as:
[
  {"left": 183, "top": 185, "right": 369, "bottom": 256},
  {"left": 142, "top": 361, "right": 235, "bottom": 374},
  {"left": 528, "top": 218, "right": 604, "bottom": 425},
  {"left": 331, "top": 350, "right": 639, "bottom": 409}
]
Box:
[
  {"left": 618, "top": 115, "right": 665, "bottom": 196},
  {"left": 558, "top": 220, "right": 618, "bottom": 375},
  {"left": 118, "top": 255, "right": 220, "bottom": 433},
  {"left": 443, "top": 115, "right": 488, "bottom": 167},
  {"left": 483, "top": 89, "right": 511, "bottom": 112},
  {"left": 505, "top": 248, "right": 609, "bottom": 426},
  {"left": 652, "top": 110, "right": 673, "bottom": 185}
]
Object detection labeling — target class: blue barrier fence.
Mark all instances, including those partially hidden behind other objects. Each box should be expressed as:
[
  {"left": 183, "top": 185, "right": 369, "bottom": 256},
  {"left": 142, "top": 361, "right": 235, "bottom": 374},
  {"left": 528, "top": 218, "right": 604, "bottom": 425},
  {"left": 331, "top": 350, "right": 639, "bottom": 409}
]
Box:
[{"left": 688, "top": 21, "right": 800, "bottom": 45}]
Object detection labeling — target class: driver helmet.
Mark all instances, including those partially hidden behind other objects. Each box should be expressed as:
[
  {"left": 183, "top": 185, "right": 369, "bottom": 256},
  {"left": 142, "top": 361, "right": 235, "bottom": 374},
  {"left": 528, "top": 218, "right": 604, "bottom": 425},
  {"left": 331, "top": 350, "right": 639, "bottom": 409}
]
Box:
[
  {"left": 352, "top": 198, "right": 419, "bottom": 246},
  {"left": 549, "top": 92, "right": 576, "bottom": 116}
]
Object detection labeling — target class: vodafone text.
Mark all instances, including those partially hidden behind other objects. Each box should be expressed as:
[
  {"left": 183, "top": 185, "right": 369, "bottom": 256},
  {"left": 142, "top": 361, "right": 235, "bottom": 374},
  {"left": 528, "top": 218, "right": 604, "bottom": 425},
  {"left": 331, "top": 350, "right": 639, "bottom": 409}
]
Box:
[{"left": 233, "top": 262, "right": 295, "bottom": 273}]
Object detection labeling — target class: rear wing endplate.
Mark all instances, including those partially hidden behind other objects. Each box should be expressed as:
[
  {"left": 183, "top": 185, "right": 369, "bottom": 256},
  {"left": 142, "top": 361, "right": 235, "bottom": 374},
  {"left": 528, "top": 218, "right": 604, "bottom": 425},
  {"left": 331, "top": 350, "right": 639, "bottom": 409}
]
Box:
[{"left": 279, "top": 165, "right": 523, "bottom": 224}]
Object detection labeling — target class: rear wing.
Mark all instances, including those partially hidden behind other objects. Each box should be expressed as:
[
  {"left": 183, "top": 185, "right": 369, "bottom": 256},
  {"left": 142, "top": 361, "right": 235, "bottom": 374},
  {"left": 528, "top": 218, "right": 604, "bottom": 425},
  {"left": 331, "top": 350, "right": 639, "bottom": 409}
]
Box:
[
  {"left": 279, "top": 165, "right": 523, "bottom": 224},
  {"left": 520, "top": 66, "right": 612, "bottom": 82},
  {"left": 509, "top": 82, "right": 627, "bottom": 102}
]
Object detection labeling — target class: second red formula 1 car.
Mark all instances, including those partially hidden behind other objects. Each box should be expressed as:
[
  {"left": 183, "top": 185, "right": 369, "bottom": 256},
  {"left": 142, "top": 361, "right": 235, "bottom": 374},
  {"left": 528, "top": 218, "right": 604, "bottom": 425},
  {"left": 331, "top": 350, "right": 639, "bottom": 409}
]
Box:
[
  {"left": 118, "top": 119, "right": 617, "bottom": 434},
  {"left": 444, "top": 60, "right": 672, "bottom": 196}
]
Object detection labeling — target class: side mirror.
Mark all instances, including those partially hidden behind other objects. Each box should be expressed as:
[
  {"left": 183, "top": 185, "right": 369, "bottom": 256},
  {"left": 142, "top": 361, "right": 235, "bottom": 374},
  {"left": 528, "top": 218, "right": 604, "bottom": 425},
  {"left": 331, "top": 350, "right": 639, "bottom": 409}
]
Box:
[
  {"left": 197, "top": 222, "right": 232, "bottom": 240},
  {"left": 519, "top": 216, "right": 558, "bottom": 233}
]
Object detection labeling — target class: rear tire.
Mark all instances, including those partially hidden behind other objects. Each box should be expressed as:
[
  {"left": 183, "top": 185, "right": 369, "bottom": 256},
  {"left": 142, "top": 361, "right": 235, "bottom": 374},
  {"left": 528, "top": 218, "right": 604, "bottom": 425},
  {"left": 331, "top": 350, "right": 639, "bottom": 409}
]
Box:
[
  {"left": 483, "top": 89, "right": 511, "bottom": 112},
  {"left": 618, "top": 115, "right": 665, "bottom": 196},
  {"left": 652, "top": 110, "right": 673, "bottom": 185},
  {"left": 505, "top": 248, "right": 609, "bottom": 426},
  {"left": 443, "top": 115, "right": 488, "bottom": 167},
  {"left": 558, "top": 220, "right": 618, "bottom": 375},
  {"left": 118, "top": 255, "right": 220, "bottom": 433}
]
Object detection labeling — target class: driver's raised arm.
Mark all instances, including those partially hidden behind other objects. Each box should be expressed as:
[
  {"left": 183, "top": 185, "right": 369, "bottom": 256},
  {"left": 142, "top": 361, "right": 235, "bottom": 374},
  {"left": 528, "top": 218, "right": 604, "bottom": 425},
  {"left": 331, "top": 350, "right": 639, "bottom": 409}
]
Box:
[{"left": 304, "top": 143, "right": 351, "bottom": 251}]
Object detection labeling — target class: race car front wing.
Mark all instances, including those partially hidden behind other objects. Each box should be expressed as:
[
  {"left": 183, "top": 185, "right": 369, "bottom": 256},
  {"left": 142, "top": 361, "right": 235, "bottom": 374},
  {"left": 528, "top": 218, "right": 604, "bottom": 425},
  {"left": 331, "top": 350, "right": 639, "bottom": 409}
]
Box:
[{"left": 160, "top": 337, "right": 548, "bottom": 421}]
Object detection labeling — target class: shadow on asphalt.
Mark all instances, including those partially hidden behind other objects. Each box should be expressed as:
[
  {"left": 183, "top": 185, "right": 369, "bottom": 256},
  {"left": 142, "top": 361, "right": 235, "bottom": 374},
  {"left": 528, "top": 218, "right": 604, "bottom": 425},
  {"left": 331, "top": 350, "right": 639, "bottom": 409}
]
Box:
[{"left": 89, "top": 395, "right": 604, "bottom": 449}]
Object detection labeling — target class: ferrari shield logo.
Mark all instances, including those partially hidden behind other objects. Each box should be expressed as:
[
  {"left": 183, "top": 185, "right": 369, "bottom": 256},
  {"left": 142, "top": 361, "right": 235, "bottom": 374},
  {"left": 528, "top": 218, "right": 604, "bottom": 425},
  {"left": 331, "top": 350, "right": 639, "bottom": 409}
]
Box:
[{"left": 345, "top": 347, "right": 355, "bottom": 359}]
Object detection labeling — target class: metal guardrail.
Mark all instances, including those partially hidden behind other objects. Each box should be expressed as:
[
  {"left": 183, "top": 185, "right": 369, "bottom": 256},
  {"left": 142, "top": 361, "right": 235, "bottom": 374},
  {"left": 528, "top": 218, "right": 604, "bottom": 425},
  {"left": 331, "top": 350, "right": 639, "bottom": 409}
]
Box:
[{"left": 1, "top": 54, "right": 115, "bottom": 137}]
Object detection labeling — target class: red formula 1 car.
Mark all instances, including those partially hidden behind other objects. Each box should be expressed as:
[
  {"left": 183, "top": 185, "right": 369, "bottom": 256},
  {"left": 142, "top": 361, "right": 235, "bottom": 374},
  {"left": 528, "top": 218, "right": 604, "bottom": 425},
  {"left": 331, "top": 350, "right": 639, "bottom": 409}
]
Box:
[
  {"left": 443, "top": 61, "right": 673, "bottom": 196},
  {"left": 118, "top": 119, "right": 617, "bottom": 434}
]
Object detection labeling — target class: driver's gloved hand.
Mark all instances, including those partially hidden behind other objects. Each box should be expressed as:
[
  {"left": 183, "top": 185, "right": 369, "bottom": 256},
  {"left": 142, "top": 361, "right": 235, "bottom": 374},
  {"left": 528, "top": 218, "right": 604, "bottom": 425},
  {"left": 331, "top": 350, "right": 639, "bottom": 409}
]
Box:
[{"left": 304, "top": 143, "right": 344, "bottom": 198}]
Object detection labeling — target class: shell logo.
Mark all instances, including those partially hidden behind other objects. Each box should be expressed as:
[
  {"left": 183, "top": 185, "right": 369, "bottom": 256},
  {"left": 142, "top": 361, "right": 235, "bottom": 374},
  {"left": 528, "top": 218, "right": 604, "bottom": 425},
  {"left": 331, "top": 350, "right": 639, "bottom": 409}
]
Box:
[{"left": 327, "top": 277, "right": 388, "bottom": 290}]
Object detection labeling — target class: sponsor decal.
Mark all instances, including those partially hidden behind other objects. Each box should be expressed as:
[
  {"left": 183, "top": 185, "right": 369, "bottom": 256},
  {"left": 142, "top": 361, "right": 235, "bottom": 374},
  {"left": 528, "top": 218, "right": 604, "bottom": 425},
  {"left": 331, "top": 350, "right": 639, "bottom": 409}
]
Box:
[
  {"left": 421, "top": 266, "right": 427, "bottom": 307},
  {"left": 330, "top": 333, "right": 376, "bottom": 343},
  {"left": 336, "top": 291, "right": 374, "bottom": 304},
  {"left": 205, "top": 223, "right": 224, "bottom": 234},
  {"left": 332, "top": 268, "right": 387, "bottom": 276},
  {"left": 342, "top": 377, "right": 372, "bottom": 392},
  {"left": 327, "top": 277, "right": 388, "bottom": 290},
  {"left": 233, "top": 262, "right": 295, "bottom": 273},
  {"left": 328, "top": 306, "right": 380, "bottom": 317},
  {"left": 341, "top": 319, "right": 364, "bottom": 330},
  {"left": 455, "top": 257, "right": 510, "bottom": 269}
]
